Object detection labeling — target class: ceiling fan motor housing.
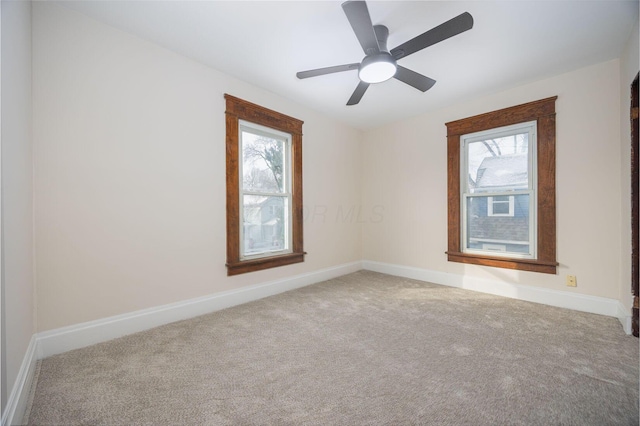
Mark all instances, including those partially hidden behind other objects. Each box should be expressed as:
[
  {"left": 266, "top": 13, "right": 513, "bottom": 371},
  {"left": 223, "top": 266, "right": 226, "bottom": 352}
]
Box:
[
  {"left": 358, "top": 25, "right": 397, "bottom": 84},
  {"left": 359, "top": 53, "right": 397, "bottom": 83}
]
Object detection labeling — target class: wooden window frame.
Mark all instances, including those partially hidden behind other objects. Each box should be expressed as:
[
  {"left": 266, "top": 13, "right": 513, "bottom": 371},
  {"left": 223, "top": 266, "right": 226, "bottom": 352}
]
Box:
[
  {"left": 225, "top": 94, "right": 305, "bottom": 276},
  {"left": 445, "top": 97, "right": 558, "bottom": 274}
]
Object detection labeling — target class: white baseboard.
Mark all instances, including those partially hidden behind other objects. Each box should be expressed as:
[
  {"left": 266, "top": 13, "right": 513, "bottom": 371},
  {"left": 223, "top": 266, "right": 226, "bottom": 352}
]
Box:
[
  {"left": 616, "top": 302, "right": 633, "bottom": 335},
  {"left": 1, "top": 335, "right": 38, "bottom": 426},
  {"left": 7, "top": 259, "right": 633, "bottom": 424},
  {"left": 5, "top": 261, "right": 360, "bottom": 424},
  {"left": 37, "top": 261, "right": 362, "bottom": 359},
  {"left": 362, "top": 260, "right": 631, "bottom": 334},
  {"left": 33, "top": 259, "right": 633, "bottom": 361}
]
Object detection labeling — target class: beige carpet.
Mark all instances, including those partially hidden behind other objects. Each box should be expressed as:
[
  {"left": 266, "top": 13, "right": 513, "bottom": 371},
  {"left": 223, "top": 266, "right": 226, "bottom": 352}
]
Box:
[{"left": 25, "top": 271, "right": 639, "bottom": 425}]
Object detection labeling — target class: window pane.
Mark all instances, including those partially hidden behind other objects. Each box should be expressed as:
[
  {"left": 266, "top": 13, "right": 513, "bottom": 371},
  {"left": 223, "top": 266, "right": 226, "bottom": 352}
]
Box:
[
  {"left": 243, "top": 195, "right": 288, "bottom": 256},
  {"left": 467, "top": 194, "right": 530, "bottom": 255},
  {"left": 242, "top": 131, "right": 285, "bottom": 193},
  {"left": 467, "top": 133, "right": 529, "bottom": 192},
  {"left": 492, "top": 201, "right": 510, "bottom": 215}
]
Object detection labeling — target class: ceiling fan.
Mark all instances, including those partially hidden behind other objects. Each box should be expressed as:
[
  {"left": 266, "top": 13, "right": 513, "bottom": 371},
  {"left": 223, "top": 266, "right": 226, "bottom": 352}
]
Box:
[{"left": 296, "top": 0, "right": 474, "bottom": 106}]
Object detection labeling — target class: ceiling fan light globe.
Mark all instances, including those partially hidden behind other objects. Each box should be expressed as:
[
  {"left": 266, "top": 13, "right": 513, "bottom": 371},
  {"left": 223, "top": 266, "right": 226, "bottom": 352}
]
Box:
[{"left": 359, "top": 54, "right": 397, "bottom": 84}]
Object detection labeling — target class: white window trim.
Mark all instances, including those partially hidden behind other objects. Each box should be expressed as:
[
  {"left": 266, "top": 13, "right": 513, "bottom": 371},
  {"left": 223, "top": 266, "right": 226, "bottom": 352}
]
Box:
[
  {"left": 460, "top": 121, "right": 538, "bottom": 259},
  {"left": 238, "top": 120, "right": 293, "bottom": 260}
]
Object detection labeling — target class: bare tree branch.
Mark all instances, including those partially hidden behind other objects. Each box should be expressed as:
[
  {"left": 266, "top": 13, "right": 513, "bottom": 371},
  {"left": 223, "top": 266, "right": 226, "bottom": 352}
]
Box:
[{"left": 243, "top": 137, "right": 283, "bottom": 191}]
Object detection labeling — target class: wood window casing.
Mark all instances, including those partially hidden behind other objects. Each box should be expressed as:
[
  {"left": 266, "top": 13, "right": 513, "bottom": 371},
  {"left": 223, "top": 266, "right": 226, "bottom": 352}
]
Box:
[
  {"left": 225, "top": 94, "right": 305, "bottom": 276},
  {"left": 446, "top": 97, "right": 558, "bottom": 274}
]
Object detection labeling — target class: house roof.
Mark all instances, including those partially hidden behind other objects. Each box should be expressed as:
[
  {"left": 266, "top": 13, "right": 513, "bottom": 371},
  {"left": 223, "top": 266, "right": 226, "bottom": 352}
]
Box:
[{"left": 475, "top": 154, "right": 528, "bottom": 191}]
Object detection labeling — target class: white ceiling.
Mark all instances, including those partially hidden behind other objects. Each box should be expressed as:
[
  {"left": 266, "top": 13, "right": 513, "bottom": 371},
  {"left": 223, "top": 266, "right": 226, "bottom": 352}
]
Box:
[{"left": 57, "top": 1, "right": 638, "bottom": 130}]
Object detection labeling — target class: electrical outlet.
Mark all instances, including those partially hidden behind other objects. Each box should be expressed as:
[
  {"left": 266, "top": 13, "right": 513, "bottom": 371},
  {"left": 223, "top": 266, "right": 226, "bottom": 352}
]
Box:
[{"left": 566, "top": 275, "right": 577, "bottom": 287}]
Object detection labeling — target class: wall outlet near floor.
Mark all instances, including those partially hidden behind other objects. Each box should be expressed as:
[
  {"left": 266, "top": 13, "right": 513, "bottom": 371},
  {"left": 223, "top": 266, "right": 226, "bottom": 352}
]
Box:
[{"left": 566, "top": 275, "right": 577, "bottom": 287}]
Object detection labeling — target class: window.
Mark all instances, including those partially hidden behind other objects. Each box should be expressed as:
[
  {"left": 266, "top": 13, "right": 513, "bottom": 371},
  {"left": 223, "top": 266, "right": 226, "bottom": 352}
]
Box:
[
  {"left": 488, "top": 196, "right": 514, "bottom": 217},
  {"left": 225, "top": 95, "right": 305, "bottom": 275},
  {"left": 462, "top": 121, "right": 536, "bottom": 258},
  {"left": 239, "top": 121, "right": 291, "bottom": 258},
  {"left": 446, "top": 97, "right": 557, "bottom": 274}
]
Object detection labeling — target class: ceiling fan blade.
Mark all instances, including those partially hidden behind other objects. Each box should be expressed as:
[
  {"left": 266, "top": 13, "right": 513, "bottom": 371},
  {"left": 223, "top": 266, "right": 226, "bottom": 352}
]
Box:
[
  {"left": 347, "top": 81, "right": 370, "bottom": 105},
  {"left": 297, "top": 63, "right": 360, "bottom": 79},
  {"left": 342, "top": 1, "right": 380, "bottom": 55},
  {"left": 390, "top": 12, "right": 474, "bottom": 60},
  {"left": 394, "top": 66, "right": 436, "bottom": 92}
]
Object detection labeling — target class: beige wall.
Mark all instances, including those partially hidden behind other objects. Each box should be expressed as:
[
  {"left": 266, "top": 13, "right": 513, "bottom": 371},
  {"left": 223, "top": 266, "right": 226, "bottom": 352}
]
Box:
[
  {"left": 1, "top": 0, "right": 35, "bottom": 411},
  {"left": 363, "top": 59, "right": 624, "bottom": 300},
  {"left": 32, "top": 3, "right": 362, "bottom": 332},
  {"left": 619, "top": 20, "right": 639, "bottom": 312}
]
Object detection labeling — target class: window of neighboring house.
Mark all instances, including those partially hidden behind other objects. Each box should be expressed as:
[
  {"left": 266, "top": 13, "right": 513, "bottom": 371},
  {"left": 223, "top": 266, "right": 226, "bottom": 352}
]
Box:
[
  {"left": 446, "top": 97, "right": 558, "bottom": 274},
  {"left": 225, "top": 95, "right": 305, "bottom": 276},
  {"left": 488, "top": 196, "right": 514, "bottom": 217}
]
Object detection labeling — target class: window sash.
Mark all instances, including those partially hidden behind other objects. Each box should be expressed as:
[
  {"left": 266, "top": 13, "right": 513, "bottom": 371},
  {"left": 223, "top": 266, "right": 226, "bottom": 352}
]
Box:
[
  {"left": 460, "top": 121, "right": 537, "bottom": 259},
  {"left": 238, "top": 122, "right": 293, "bottom": 260}
]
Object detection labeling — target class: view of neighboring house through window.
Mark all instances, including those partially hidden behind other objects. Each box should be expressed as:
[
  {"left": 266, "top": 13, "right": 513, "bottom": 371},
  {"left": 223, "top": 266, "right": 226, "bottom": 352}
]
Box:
[
  {"left": 462, "top": 121, "right": 536, "bottom": 257},
  {"left": 240, "top": 121, "right": 292, "bottom": 259}
]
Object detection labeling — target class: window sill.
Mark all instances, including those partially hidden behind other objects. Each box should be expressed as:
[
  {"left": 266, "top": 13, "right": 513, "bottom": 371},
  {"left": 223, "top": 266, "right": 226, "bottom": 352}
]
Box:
[
  {"left": 226, "top": 252, "right": 306, "bottom": 276},
  {"left": 446, "top": 251, "right": 557, "bottom": 274}
]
